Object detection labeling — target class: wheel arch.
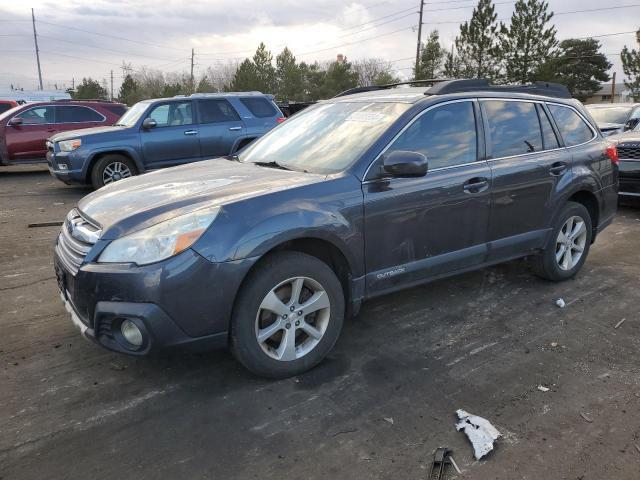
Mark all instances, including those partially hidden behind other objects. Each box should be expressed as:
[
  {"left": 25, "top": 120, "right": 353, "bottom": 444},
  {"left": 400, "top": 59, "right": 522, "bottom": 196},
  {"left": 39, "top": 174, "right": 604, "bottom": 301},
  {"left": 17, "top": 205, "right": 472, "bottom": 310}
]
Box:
[
  {"left": 84, "top": 149, "right": 144, "bottom": 184},
  {"left": 567, "top": 189, "right": 599, "bottom": 242}
]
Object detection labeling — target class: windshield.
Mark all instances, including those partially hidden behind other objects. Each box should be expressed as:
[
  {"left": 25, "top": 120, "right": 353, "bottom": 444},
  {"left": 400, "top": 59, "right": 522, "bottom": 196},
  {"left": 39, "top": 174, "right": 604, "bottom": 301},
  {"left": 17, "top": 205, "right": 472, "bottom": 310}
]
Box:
[
  {"left": 238, "top": 101, "right": 411, "bottom": 174},
  {"left": 114, "top": 102, "right": 149, "bottom": 127},
  {"left": 587, "top": 106, "right": 633, "bottom": 125}
]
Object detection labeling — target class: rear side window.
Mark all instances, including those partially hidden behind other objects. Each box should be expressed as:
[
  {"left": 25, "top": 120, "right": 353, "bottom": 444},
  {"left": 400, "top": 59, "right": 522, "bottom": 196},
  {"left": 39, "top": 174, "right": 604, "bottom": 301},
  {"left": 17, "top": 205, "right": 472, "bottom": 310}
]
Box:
[
  {"left": 240, "top": 97, "right": 277, "bottom": 118},
  {"left": 198, "top": 99, "right": 240, "bottom": 124},
  {"left": 537, "top": 105, "right": 559, "bottom": 150},
  {"left": 386, "top": 101, "right": 477, "bottom": 170},
  {"left": 56, "top": 106, "right": 104, "bottom": 123},
  {"left": 548, "top": 104, "right": 594, "bottom": 147},
  {"left": 18, "top": 106, "right": 55, "bottom": 125},
  {"left": 483, "top": 100, "right": 542, "bottom": 158},
  {"left": 104, "top": 105, "right": 128, "bottom": 116}
]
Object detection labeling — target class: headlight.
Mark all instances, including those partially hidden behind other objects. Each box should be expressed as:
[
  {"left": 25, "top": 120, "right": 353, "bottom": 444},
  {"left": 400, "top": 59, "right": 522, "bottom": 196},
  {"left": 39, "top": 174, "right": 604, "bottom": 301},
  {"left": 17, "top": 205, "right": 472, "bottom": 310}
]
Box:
[
  {"left": 98, "top": 206, "right": 220, "bottom": 265},
  {"left": 59, "top": 139, "right": 82, "bottom": 152}
]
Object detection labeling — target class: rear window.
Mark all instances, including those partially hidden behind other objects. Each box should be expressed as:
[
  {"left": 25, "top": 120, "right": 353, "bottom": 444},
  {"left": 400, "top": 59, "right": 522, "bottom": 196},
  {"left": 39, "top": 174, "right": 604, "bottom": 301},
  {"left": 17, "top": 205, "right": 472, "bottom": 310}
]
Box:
[
  {"left": 548, "top": 104, "right": 595, "bottom": 147},
  {"left": 240, "top": 97, "right": 277, "bottom": 118},
  {"left": 56, "top": 106, "right": 104, "bottom": 123},
  {"left": 198, "top": 99, "right": 241, "bottom": 124},
  {"left": 104, "top": 104, "right": 128, "bottom": 116}
]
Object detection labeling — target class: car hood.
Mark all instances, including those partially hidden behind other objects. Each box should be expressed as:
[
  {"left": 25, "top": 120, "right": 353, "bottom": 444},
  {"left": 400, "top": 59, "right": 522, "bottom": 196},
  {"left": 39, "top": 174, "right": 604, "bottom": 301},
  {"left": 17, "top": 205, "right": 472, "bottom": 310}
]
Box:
[
  {"left": 50, "top": 125, "right": 130, "bottom": 142},
  {"left": 609, "top": 131, "right": 640, "bottom": 144},
  {"left": 78, "top": 159, "right": 327, "bottom": 239}
]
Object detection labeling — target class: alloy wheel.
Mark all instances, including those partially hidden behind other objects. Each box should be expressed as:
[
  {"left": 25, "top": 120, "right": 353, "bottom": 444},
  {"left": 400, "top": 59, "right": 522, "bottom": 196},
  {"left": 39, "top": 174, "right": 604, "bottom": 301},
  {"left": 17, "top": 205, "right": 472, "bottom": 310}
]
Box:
[
  {"left": 102, "top": 161, "right": 132, "bottom": 185},
  {"left": 555, "top": 215, "right": 587, "bottom": 271},
  {"left": 255, "top": 276, "right": 331, "bottom": 361}
]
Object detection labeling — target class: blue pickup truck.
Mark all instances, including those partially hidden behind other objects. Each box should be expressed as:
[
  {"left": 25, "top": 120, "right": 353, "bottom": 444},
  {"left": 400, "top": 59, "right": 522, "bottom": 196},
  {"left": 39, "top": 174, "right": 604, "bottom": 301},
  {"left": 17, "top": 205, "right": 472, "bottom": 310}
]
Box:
[{"left": 47, "top": 92, "right": 285, "bottom": 188}]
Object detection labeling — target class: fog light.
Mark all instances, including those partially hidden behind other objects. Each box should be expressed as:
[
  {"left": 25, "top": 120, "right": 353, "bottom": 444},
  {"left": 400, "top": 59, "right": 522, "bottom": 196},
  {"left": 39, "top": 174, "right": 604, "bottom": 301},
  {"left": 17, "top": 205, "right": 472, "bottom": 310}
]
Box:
[
  {"left": 120, "top": 319, "right": 143, "bottom": 346},
  {"left": 57, "top": 163, "right": 68, "bottom": 170}
]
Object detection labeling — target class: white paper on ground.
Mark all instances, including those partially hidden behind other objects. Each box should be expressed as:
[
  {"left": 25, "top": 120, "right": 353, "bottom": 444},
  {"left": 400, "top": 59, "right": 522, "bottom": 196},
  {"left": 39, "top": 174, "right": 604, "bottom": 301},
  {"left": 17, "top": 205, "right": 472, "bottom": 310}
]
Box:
[{"left": 455, "top": 409, "right": 501, "bottom": 460}]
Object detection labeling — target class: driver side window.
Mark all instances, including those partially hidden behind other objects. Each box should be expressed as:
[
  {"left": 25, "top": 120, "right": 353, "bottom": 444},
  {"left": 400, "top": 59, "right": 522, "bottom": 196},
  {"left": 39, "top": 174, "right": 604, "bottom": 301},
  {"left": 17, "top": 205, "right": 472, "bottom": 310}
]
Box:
[
  {"left": 147, "top": 102, "right": 193, "bottom": 127},
  {"left": 384, "top": 101, "right": 477, "bottom": 171}
]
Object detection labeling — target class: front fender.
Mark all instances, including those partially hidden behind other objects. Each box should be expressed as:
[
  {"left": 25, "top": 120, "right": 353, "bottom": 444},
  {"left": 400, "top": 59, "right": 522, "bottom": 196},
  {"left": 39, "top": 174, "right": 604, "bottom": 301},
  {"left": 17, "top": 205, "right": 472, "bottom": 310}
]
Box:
[{"left": 82, "top": 146, "right": 145, "bottom": 178}]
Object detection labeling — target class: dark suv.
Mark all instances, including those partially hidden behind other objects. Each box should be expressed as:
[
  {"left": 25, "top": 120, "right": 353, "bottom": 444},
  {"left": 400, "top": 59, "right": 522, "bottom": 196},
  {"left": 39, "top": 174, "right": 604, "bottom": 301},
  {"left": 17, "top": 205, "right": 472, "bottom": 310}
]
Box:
[
  {"left": 47, "top": 92, "right": 284, "bottom": 188},
  {"left": 0, "top": 100, "right": 126, "bottom": 166},
  {"left": 54, "top": 79, "right": 618, "bottom": 378}
]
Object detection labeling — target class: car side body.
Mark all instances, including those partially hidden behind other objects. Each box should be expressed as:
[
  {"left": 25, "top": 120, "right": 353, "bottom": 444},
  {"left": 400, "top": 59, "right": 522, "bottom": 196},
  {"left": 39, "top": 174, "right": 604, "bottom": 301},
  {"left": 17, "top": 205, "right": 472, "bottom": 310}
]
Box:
[
  {"left": 0, "top": 100, "right": 126, "bottom": 166},
  {"left": 47, "top": 92, "right": 284, "bottom": 188},
  {"left": 53, "top": 81, "right": 618, "bottom": 376}
]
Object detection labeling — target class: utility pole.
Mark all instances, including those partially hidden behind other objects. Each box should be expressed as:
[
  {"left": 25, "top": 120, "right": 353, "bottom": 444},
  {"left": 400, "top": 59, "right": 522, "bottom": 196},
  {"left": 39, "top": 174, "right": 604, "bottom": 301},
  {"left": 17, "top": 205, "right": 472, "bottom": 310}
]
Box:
[
  {"left": 610, "top": 72, "right": 616, "bottom": 103},
  {"left": 110, "top": 70, "right": 114, "bottom": 101},
  {"left": 190, "top": 48, "right": 195, "bottom": 93},
  {"left": 415, "top": 0, "right": 425, "bottom": 77},
  {"left": 31, "top": 8, "right": 43, "bottom": 90}
]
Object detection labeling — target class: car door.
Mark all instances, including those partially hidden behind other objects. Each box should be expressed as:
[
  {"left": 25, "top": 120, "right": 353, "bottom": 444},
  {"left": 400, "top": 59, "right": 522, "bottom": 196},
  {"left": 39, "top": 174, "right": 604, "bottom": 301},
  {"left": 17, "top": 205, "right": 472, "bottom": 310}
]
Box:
[
  {"left": 6, "top": 105, "right": 56, "bottom": 161},
  {"left": 363, "top": 99, "right": 492, "bottom": 296},
  {"left": 55, "top": 105, "right": 105, "bottom": 134},
  {"left": 481, "top": 99, "right": 573, "bottom": 261},
  {"left": 196, "top": 99, "right": 245, "bottom": 158},
  {"left": 140, "top": 101, "right": 200, "bottom": 168}
]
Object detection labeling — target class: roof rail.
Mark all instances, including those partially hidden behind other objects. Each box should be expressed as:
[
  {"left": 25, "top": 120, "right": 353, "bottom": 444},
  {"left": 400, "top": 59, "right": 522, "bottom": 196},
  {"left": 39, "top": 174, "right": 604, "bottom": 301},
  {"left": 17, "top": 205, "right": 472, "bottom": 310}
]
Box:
[
  {"left": 425, "top": 79, "right": 572, "bottom": 99},
  {"left": 53, "top": 98, "right": 119, "bottom": 103},
  {"left": 334, "top": 79, "right": 451, "bottom": 98}
]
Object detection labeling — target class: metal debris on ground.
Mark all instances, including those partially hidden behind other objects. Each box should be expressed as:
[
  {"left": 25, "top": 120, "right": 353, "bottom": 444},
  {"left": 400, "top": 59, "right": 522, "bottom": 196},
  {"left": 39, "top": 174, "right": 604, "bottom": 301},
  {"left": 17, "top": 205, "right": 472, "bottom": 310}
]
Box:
[
  {"left": 580, "top": 412, "right": 593, "bottom": 423},
  {"left": 614, "top": 318, "right": 626, "bottom": 329},
  {"left": 555, "top": 298, "right": 566, "bottom": 308},
  {"left": 429, "top": 447, "right": 456, "bottom": 479},
  {"left": 383, "top": 417, "right": 394, "bottom": 425},
  {"left": 538, "top": 385, "right": 550, "bottom": 392},
  {"left": 455, "top": 409, "right": 501, "bottom": 460},
  {"left": 27, "top": 221, "right": 63, "bottom": 228}
]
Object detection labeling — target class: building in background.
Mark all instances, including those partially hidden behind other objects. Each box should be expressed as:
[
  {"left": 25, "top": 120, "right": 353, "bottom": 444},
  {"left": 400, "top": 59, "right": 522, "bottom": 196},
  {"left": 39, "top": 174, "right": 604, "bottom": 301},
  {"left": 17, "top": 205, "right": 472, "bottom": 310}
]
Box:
[
  {"left": 585, "top": 83, "right": 633, "bottom": 104},
  {"left": 0, "top": 89, "right": 71, "bottom": 103}
]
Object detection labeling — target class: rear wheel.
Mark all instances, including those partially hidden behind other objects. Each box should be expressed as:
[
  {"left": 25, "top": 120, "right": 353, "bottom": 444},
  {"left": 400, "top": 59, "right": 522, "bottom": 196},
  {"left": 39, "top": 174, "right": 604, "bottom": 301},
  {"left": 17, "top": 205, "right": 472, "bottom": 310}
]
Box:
[
  {"left": 532, "top": 201, "right": 593, "bottom": 281},
  {"left": 91, "top": 154, "right": 137, "bottom": 189},
  {"left": 230, "top": 251, "right": 345, "bottom": 378}
]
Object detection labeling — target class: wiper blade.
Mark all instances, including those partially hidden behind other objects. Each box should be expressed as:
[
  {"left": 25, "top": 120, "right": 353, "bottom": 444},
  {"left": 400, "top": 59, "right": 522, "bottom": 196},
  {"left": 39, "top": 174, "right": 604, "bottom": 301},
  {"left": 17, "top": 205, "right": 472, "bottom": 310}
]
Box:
[
  {"left": 223, "top": 154, "right": 240, "bottom": 162},
  {"left": 253, "top": 161, "right": 292, "bottom": 171}
]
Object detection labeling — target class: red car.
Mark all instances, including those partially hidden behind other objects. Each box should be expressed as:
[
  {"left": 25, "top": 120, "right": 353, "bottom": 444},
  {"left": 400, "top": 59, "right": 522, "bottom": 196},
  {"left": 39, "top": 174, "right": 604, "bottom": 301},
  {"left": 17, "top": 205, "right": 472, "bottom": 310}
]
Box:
[
  {"left": 0, "top": 100, "right": 127, "bottom": 166},
  {"left": 0, "top": 100, "right": 19, "bottom": 114}
]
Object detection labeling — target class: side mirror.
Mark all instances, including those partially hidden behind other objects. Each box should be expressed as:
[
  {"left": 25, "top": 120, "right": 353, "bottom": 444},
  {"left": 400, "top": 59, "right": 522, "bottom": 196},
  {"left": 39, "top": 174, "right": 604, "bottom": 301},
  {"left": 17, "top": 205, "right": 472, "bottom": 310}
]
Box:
[
  {"left": 142, "top": 118, "right": 157, "bottom": 129},
  {"left": 8, "top": 117, "right": 23, "bottom": 127},
  {"left": 382, "top": 150, "right": 428, "bottom": 178}
]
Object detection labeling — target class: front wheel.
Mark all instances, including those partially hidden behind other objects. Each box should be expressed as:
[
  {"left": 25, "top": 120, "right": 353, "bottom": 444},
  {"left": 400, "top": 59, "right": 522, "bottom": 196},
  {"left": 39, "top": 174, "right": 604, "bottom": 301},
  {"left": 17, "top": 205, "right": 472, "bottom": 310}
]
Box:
[
  {"left": 91, "top": 154, "right": 137, "bottom": 189},
  {"left": 532, "top": 201, "right": 593, "bottom": 281},
  {"left": 230, "top": 251, "right": 345, "bottom": 379}
]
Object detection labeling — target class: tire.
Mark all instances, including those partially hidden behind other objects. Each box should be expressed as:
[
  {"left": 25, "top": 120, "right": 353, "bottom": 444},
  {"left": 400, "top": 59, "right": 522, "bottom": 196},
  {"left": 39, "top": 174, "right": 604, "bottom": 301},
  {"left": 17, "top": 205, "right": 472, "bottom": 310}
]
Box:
[
  {"left": 230, "top": 251, "right": 345, "bottom": 379},
  {"left": 532, "top": 201, "right": 593, "bottom": 281},
  {"left": 91, "top": 154, "right": 137, "bottom": 189}
]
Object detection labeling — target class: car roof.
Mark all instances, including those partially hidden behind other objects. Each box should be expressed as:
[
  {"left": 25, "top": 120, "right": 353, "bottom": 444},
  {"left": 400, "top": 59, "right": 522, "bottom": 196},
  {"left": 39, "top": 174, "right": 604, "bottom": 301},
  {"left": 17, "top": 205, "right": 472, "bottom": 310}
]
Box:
[
  {"left": 142, "top": 92, "right": 272, "bottom": 104},
  {"left": 587, "top": 103, "right": 640, "bottom": 108}
]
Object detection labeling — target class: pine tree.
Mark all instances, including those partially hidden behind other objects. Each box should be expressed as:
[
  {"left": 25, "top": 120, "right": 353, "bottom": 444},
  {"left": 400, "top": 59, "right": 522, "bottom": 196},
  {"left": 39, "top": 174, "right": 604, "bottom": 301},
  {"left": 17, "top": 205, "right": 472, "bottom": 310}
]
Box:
[
  {"left": 299, "top": 62, "right": 326, "bottom": 101},
  {"left": 318, "top": 60, "right": 359, "bottom": 98},
  {"left": 535, "top": 39, "right": 611, "bottom": 101},
  {"left": 275, "top": 47, "right": 303, "bottom": 100},
  {"left": 442, "top": 46, "right": 465, "bottom": 78},
  {"left": 415, "top": 30, "right": 445, "bottom": 79},
  {"left": 196, "top": 75, "right": 216, "bottom": 93},
  {"left": 372, "top": 71, "right": 400, "bottom": 85},
  {"left": 118, "top": 74, "right": 140, "bottom": 106},
  {"left": 228, "top": 59, "right": 258, "bottom": 91},
  {"left": 72, "top": 77, "right": 108, "bottom": 100},
  {"left": 455, "top": 0, "right": 500, "bottom": 79},
  {"left": 621, "top": 30, "right": 640, "bottom": 100},
  {"left": 252, "top": 42, "right": 276, "bottom": 93},
  {"left": 499, "top": 0, "right": 558, "bottom": 84}
]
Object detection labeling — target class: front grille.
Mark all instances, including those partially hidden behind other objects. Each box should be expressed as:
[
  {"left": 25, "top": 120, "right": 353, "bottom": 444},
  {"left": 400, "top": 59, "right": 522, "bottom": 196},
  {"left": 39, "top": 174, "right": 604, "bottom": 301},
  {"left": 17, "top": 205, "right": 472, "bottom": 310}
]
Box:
[
  {"left": 618, "top": 146, "right": 640, "bottom": 160},
  {"left": 55, "top": 209, "right": 101, "bottom": 275}
]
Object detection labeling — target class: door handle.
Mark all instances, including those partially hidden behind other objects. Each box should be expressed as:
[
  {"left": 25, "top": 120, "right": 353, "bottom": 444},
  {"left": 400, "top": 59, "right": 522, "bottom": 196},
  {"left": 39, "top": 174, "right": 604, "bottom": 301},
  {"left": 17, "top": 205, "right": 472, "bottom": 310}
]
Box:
[
  {"left": 184, "top": 130, "right": 198, "bottom": 135},
  {"left": 463, "top": 177, "right": 489, "bottom": 194},
  {"left": 549, "top": 162, "right": 567, "bottom": 175},
  {"left": 229, "top": 126, "right": 242, "bottom": 131}
]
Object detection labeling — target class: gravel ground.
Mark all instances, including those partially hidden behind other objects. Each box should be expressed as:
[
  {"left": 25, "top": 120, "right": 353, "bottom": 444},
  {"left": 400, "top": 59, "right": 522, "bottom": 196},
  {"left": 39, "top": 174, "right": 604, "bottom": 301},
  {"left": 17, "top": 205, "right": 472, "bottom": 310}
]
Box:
[{"left": 1, "top": 165, "right": 640, "bottom": 479}]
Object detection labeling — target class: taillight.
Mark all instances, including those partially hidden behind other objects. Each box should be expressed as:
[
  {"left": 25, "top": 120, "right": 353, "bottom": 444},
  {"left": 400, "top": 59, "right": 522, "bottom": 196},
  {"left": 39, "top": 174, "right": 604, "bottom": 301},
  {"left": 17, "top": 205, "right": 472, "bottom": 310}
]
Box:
[
  {"left": 276, "top": 117, "right": 286, "bottom": 124},
  {"left": 605, "top": 145, "right": 619, "bottom": 165}
]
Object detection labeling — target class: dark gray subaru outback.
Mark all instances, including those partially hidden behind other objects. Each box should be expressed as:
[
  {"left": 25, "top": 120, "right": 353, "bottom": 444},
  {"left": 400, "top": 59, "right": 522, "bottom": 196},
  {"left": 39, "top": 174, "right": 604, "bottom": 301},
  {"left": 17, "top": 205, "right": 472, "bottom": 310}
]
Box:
[{"left": 54, "top": 79, "right": 618, "bottom": 378}]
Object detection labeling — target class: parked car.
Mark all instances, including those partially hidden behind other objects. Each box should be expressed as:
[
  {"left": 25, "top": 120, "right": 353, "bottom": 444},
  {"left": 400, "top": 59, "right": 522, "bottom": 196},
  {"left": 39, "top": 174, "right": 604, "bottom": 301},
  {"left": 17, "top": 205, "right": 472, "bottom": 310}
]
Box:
[
  {"left": 0, "top": 100, "right": 18, "bottom": 115},
  {"left": 54, "top": 79, "right": 618, "bottom": 378},
  {"left": 0, "top": 100, "right": 126, "bottom": 166},
  {"left": 586, "top": 103, "right": 640, "bottom": 136},
  {"left": 47, "top": 92, "right": 285, "bottom": 188},
  {"left": 609, "top": 130, "right": 640, "bottom": 199}
]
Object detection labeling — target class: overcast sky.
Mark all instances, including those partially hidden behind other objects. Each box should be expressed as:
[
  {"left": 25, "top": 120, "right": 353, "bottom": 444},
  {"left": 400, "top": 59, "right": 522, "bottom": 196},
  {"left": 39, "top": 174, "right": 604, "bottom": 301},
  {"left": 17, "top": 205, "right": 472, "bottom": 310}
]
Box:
[{"left": 0, "top": 0, "right": 638, "bottom": 92}]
